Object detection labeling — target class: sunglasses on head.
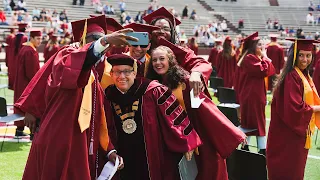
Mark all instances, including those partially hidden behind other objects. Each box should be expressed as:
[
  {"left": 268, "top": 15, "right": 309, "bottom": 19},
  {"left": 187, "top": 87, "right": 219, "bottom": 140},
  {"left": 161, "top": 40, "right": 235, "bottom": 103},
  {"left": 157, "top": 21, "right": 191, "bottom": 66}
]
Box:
[{"left": 132, "top": 44, "right": 149, "bottom": 48}]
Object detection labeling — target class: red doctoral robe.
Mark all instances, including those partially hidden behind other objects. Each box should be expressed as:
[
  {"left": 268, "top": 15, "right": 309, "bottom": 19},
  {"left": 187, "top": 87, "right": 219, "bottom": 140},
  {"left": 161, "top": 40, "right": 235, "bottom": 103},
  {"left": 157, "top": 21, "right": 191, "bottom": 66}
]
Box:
[
  {"left": 179, "top": 77, "right": 246, "bottom": 180},
  {"left": 238, "top": 54, "right": 275, "bottom": 136},
  {"left": 104, "top": 78, "right": 202, "bottom": 180},
  {"left": 43, "top": 44, "right": 60, "bottom": 63},
  {"left": 266, "top": 43, "right": 285, "bottom": 90},
  {"left": 208, "top": 47, "right": 220, "bottom": 68},
  {"left": 5, "top": 33, "right": 15, "bottom": 90},
  {"left": 216, "top": 52, "right": 237, "bottom": 88},
  {"left": 11, "top": 34, "right": 28, "bottom": 90},
  {"left": 22, "top": 43, "right": 111, "bottom": 180},
  {"left": 267, "top": 70, "right": 313, "bottom": 180},
  {"left": 13, "top": 43, "right": 40, "bottom": 128}
]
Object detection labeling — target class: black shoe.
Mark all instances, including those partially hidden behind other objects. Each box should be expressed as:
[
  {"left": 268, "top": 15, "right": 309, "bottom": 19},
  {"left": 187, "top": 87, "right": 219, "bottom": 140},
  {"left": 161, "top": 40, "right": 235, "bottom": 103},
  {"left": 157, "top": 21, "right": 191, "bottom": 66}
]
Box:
[
  {"left": 30, "top": 133, "right": 34, "bottom": 141},
  {"left": 15, "top": 130, "right": 28, "bottom": 137},
  {"left": 258, "top": 149, "right": 266, "bottom": 156},
  {"left": 241, "top": 145, "right": 250, "bottom": 151}
]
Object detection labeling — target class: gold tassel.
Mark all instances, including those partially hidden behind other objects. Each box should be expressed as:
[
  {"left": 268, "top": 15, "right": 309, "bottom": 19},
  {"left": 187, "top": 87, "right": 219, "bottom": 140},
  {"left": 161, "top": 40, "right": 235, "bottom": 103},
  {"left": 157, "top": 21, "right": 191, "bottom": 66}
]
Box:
[
  {"left": 293, "top": 39, "right": 297, "bottom": 67},
  {"left": 305, "top": 127, "right": 312, "bottom": 149},
  {"left": 133, "top": 60, "right": 138, "bottom": 73},
  {"left": 80, "top": 19, "right": 88, "bottom": 47}
]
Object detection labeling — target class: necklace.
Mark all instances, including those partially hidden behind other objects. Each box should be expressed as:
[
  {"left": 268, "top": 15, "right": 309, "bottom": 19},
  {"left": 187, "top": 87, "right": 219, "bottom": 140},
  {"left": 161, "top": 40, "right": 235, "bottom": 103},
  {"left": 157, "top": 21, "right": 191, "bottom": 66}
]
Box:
[{"left": 112, "top": 100, "right": 139, "bottom": 134}]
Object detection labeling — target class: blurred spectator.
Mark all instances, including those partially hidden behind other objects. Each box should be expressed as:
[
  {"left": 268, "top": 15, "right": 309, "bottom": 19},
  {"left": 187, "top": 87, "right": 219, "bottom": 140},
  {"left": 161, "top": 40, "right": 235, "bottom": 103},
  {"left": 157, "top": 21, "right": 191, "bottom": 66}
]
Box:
[
  {"left": 151, "top": 0, "right": 158, "bottom": 10},
  {"left": 59, "top": 9, "right": 68, "bottom": 23},
  {"left": 135, "top": 11, "right": 142, "bottom": 23},
  {"left": 147, "top": 4, "right": 154, "bottom": 14},
  {"left": 190, "top": 9, "right": 197, "bottom": 20},
  {"left": 109, "top": 5, "right": 115, "bottom": 14},
  {"left": 17, "top": 0, "right": 27, "bottom": 12},
  {"left": 306, "top": 13, "right": 315, "bottom": 25},
  {"left": 221, "top": 20, "right": 228, "bottom": 32},
  {"left": 3, "top": 0, "right": 12, "bottom": 12},
  {"left": 10, "top": 11, "right": 17, "bottom": 25},
  {"left": 141, "top": 10, "right": 147, "bottom": 19},
  {"left": 278, "top": 24, "right": 284, "bottom": 32},
  {"left": 60, "top": 22, "right": 69, "bottom": 33},
  {"left": 52, "top": 9, "right": 58, "bottom": 19},
  {"left": 208, "top": 23, "right": 216, "bottom": 33},
  {"left": 103, "top": 2, "right": 110, "bottom": 14},
  {"left": 17, "top": 11, "right": 23, "bottom": 22},
  {"left": 24, "top": 12, "right": 32, "bottom": 27},
  {"left": 273, "top": 19, "right": 279, "bottom": 29},
  {"left": 289, "top": 27, "right": 295, "bottom": 37},
  {"left": 40, "top": 8, "right": 47, "bottom": 21},
  {"left": 297, "top": 28, "right": 305, "bottom": 38},
  {"left": 95, "top": 3, "right": 103, "bottom": 13},
  {"left": 306, "top": 32, "right": 313, "bottom": 39},
  {"left": 182, "top": 5, "right": 188, "bottom": 19},
  {"left": 73, "top": 0, "right": 85, "bottom": 6},
  {"left": 32, "top": 7, "right": 40, "bottom": 21},
  {"left": 266, "top": 18, "right": 272, "bottom": 29},
  {"left": 238, "top": 18, "right": 244, "bottom": 28},
  {"left": 91, "top": 0, "right": 100, "bottom": 6},
  {"left": 120, "top": 11, "right": 126, "bottom": 24},
  {"left": 119, "top": 0, "right": 126, "bottom": 13},
  {"left": 0, "top": 9, "right": 8, "bottom": 25},
  {"left": 179, "top": 29, "right": 187, "bottom": 40},
  {"left": 309, "top": 0, "right": 315, "bottom": 11},
  {"left": 315, "top": 32, "right": 319, "bottom": 40},
  {"left": 9, "top": 0, "right": 15, "bottom": 11}
]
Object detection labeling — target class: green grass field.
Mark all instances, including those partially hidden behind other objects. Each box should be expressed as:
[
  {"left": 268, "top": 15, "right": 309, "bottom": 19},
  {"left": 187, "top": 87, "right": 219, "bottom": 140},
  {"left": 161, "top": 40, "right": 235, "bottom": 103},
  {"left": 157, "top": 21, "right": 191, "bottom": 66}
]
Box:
[{"left": 0, "top": 78, "right": 319, "bottom": 179}]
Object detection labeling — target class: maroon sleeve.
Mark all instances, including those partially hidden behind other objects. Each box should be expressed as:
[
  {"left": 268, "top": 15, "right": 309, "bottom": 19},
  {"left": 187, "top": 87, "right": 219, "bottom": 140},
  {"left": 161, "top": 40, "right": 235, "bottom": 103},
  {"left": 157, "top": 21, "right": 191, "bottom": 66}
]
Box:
[
  {"left": 276, "top": 71, "right": 313, "bottom": 137},
  {"left": 24, "top": 48, "right": 40, "bottom": 81},
  {"left": 152, "top": 85, "right": 202, "bottom": 153},
  {"left": 242, "top": 54, "right": 275, "bottom": 78},
  {"left": 180, "top": 48, "right": 212, "bottom": 83}
]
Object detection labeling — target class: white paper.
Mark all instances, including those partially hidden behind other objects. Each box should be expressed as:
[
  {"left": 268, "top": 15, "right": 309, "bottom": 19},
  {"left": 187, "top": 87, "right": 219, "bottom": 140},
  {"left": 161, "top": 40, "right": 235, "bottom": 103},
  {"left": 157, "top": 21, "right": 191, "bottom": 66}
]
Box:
[
  {"left": 190, "top": 89, "right": 205, "bottom": 108},
  {"left": 97, "top": 157, "right": 119, "bottom": 180}
]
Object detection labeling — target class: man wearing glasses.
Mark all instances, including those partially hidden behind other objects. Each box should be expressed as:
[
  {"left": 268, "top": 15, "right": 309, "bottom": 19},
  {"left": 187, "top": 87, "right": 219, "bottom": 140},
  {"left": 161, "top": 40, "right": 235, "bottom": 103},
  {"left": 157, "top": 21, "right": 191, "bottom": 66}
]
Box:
[{"left": 105, "top": 53, "right": 201, "bottom": 180}]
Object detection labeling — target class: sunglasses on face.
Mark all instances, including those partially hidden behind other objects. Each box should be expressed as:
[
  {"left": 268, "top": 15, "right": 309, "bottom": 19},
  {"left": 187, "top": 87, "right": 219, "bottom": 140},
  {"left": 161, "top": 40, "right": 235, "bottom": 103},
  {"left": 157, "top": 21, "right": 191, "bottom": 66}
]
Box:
[{"left": 132, "top": 45, "right": 149, "bottom": 48}]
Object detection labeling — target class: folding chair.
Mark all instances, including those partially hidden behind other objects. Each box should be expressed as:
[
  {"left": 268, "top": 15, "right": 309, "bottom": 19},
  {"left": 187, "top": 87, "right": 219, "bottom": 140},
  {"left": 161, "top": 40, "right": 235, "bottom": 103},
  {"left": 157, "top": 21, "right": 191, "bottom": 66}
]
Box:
[
  {"left": 217, "top": 87, "right": 237, "bottom": 104},
  {"left": 0, "top": 97, "right": 24, "bottom": 151},
  {"left": 227, "top": 149, "right": 267, "bottom": 180},
  {"left": 209, "top": 77, "right": 224, "bottom": 93}
]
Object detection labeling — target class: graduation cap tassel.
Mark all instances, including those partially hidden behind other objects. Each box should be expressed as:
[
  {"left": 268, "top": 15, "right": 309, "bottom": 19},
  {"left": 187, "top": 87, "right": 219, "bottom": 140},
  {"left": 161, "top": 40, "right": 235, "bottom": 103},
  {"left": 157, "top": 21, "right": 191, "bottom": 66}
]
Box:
[
  {"left": 292, "top": 39, "right": 298, "bottom": 67},
  {"left": 89, "top": 138, "right": 94, "bottom": 155},
  {"left": 80, "top": 19, "right": 88, "bottom": 47}
]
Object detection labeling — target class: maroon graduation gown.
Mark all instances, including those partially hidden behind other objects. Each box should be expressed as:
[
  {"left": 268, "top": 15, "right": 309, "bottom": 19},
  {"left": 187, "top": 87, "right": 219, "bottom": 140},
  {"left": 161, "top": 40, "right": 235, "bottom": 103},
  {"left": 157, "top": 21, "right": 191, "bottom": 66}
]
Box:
[
  {"left": 266, "top": 43, "right": 285, "bottom": 90},
  {"left": 11, "top": 34, "right": 28, "bottom": 90},
  {"left": 216, "top": 52, "right": 237, "bottom": 88},
  {"left": 13, "top": 44, "right": 40, "bottom": 128},
  {"left": 43, "top": 44, "right": 60, "bottom": 63},
  {"left": 313, "top": 58, "right": 320, "bottom": 95},
  {"left": 238, "top": 54, "right": 275, "bottom": 136},
  {"left": 22, "top": 43, "right": 111, "bottom": 180},
  {"left": 105, "top": 79, "right": 202, "bottom": 180},
  {"left": 267, "top": 70, "right": 313, "bottom": 180},
  {"left": 207, "top": 47, "right": 220, "bottom": 67},
  {"left": 180, "top": 77, "right": 246, "bottom": 180},
  {"left": 188, "top": 44, "right": 198, "bottom": 55},
  {"left": 5, "top": 34, "right": 15, "bottom": 90}
]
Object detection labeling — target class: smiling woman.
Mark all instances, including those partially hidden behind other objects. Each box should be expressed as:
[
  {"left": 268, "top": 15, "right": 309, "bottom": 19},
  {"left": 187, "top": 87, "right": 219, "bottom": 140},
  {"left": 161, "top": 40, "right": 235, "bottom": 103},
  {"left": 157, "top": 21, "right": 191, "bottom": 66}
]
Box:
[{"left": 267, "top": 38, "right": 320, "bottom": 180}]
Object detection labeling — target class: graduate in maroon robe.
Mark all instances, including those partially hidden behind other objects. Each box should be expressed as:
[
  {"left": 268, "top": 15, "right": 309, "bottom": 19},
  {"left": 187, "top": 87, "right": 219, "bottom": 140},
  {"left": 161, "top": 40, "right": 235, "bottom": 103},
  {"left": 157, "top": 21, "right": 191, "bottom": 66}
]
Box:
[
  {"left": 43, "top": 35, "right": 60, "bottom": 63},
  {"left": 237, "top": 32, "right": 275, "bottom": 155},
  {"left": 266, "top": 34, "right": 285, "bottom": 91},
  {"left": 313, "top": 50, "right": 320, "bottom": 95},
  {"left": 267, "top": 39, "right": 320, "bottom": 180},
  {"left": 188, "top": 37, "right": 199, "bottom": 55},
  {"left": 13, "top": 29, "right": 41, "bottom": 136},
  {"left": 144, "top": 7, "right": 212, "bottom": 97},
  {"left": 5, "top": 28, "right": 16, "bottom": 90},
  {"left": 207, "top": 39, "right": 223, "bottom": 67},
  {"left": 14, "top": 15, "right": 112, "bottom": 136},
  {"left": 146, "top": 46, "right": 246, "bottom": 180},
  {"left": 311, "top": 45, "right": 320, "bottom": 76},
  {"left": 21, "top": 15, "right": 137, "bottom": 180},
  {"left": 216, "top": 36, "right": 237, "bottom": 88},
  {"left": 10, "top": 23, "right": 28, "bottom": 90}
]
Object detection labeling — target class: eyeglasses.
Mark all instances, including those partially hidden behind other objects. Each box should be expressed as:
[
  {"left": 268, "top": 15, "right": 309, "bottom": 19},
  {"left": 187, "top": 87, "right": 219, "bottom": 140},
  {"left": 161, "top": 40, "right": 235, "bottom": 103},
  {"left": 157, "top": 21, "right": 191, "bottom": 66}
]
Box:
[
  {"left": 111, "top": 69, "right": 134, "bottom": 76},
  {"left": 132, "top": 45, "right": 149, "bottom": 48}
]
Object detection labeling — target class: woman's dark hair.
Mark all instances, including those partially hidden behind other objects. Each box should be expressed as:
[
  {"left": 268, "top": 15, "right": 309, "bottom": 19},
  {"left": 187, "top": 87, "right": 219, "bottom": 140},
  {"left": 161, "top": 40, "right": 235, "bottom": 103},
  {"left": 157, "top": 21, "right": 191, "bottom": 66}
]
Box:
[
  {"left": 239, "top": 39, "right": 259, "bottom": 59},
  {"left": 274, "top": 44, "right": 314, "bottom": 92},
  {"left": 146, "top": 46, "right": 189, "bottom": 89},
  {"left": 150, "top": 17, "right": 178, "bottom": 44},
  {"left": 222, "top": 41, "right": 235, "bottom": 59},
  {"left": 14, "top": 33, "right": 25, "bottom": 54}
]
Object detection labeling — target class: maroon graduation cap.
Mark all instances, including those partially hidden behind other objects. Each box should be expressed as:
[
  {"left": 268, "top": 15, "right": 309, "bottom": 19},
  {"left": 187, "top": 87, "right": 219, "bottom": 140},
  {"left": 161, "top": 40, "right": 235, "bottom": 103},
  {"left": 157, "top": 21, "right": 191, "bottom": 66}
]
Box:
[{"left": 143, "top": 7, "right": 181, "bottom": 26}]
